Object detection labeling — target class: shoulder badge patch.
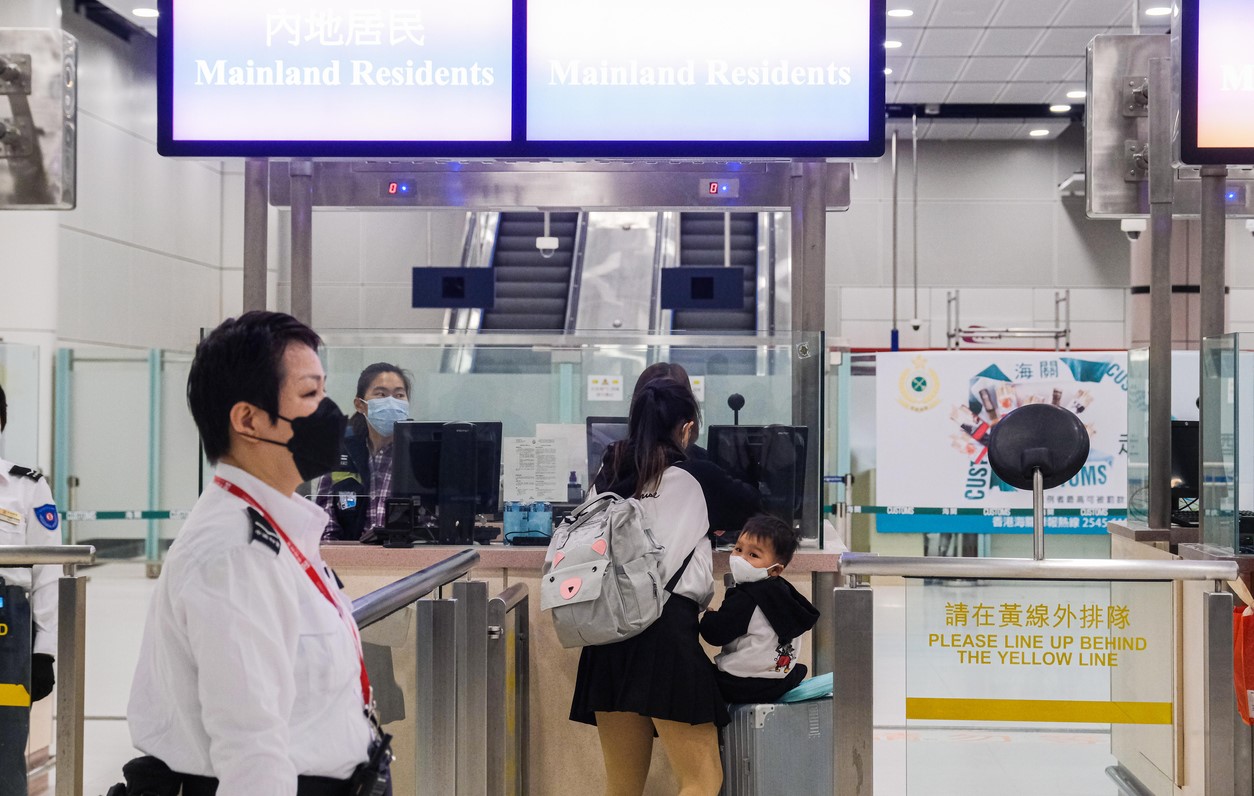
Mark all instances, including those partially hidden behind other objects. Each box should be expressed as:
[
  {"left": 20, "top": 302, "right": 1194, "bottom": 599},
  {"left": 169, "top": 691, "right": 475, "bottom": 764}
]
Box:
[
  {"left": 9, "top": 465, "right": 43, "bottom": 482},
  {"left": 34, "top": 504, "right": 59, "bottom": 531},
  {"left": 246, "top": 507, "right": 281, "bottom": 555}
]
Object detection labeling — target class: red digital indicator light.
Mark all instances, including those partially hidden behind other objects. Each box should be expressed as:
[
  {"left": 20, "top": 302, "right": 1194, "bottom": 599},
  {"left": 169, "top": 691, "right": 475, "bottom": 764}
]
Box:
[
  {"left": 388, "top": 182, "right": 400, "bottom": 195},
  {"left": 709, "top": 181, "right": 719, "bottom": 194}
]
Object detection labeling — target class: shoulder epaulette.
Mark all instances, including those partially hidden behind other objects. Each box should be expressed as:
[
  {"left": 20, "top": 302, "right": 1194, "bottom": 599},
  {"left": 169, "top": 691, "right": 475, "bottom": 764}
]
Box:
[
  {"left": 245, "top": 507, "right": 281, "bottom": 555},
  {"left": 8, "top": 465, "right": 43, "bottom": 482}
]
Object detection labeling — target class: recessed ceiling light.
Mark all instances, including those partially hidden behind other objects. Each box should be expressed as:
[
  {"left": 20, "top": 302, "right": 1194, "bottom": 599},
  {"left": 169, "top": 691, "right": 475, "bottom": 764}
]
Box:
[
  {"left": 1029, "top": 129, "right": 1051, "bottom": 137},
  {"left": 1050, "top": 104, "right": 1072, "bottom": 113},
  {"left": 1066, "top": 90, "right": 1087, "bottom": 99},
  {"left": 132, "top": 7, "right": 159, "bottom": 17},
  {"left": 884, "top": 40, "right": 903, "bottom": 49},
  {"left": 1145, "top": 6, "right": 1172, "bottom": 16},
  {"left": 887, "top": 8, "right": 914, "bottom": 17},
  {"left": 884, "top": 67, "right": 893, "bottom": 75}
]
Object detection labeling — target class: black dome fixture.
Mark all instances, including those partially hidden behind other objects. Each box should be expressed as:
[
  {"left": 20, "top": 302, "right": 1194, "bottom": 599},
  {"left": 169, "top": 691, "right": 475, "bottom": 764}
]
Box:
[{"left": 986, "top": 404, "right": 1090, "bottom": 560}]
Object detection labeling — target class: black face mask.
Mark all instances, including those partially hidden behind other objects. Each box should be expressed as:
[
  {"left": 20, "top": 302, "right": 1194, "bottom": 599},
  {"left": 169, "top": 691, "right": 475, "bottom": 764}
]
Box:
[{"left": 254, "top": 397, "right": 347, "bottom": 482}]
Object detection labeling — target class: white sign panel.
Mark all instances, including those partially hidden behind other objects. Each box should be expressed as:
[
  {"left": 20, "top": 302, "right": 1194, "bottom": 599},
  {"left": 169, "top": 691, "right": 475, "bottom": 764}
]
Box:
[
  {"left": 503, "top": 437, "right": 564, "bottom": 503},
  {"left": 587, "top": 375, "right": 625, "bottom": 402},
  {"left": 875, "top": 352, "right": 1129, "bottom": 531}
]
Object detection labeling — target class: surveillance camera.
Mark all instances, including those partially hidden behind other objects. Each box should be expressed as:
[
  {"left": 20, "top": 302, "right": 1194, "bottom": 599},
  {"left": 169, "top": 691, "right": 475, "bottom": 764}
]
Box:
[
  {"left": 909, "top": 318, "right": 922, "bottom": 331},
  {"left": 535, "top": 236, "right": 559, "bottom": 259},
  {"left": 1121, "top": 218, "right": 1147, "bottom": 242}
]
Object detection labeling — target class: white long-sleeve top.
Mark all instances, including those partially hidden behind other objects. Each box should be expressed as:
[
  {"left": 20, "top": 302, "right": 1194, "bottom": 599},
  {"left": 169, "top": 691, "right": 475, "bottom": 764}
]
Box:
[
  {"left": 0, "top": 457, "right": 60, "bottom": 657},
  {"left": 128, "top": 463, "right": 372, "bottom": 794}
]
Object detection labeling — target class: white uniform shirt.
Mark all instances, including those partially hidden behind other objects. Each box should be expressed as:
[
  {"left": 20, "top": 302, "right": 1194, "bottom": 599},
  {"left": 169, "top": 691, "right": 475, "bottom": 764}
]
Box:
[
  {"left": 0, "top": 457, "right": 60, "bottom": 656},
  {"left": 127, "top": 463, "right": 372, "bottom": 794}
]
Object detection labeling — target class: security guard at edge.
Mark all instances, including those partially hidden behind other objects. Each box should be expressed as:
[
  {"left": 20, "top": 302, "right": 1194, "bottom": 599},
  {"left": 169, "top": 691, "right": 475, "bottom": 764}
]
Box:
[{"left": 0, "top": 380, "right": 60, "bottom": 796}]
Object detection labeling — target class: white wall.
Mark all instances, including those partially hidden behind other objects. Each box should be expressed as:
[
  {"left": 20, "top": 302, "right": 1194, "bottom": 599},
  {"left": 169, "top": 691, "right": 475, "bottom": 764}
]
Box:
[
  {"left": 828, "top": 126, "right": 1133, "bottom": 350},
  {"left": 57, "top": 11, "right": 225, "bottom": 353}
]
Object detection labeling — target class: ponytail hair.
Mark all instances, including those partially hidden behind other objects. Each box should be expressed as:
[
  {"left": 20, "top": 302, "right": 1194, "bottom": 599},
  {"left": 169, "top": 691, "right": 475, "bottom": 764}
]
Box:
[{"left": 612, "top": 377, "right": 700, "bottom": 497}]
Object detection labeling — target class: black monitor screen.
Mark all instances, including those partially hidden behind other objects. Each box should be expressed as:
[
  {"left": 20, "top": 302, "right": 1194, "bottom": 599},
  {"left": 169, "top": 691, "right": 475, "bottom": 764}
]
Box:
[
  {"left": 393, "top": 421, "right": 503, "bottom": 514},
  {"left": 1170, "top": 420, "right": 1200, "bottom": 502},
  {"left": 586, "top": 416, "right": 629, "bottom": 487},
  {"left": 707, "top": 425, "right": 808, "bottom": 525}
]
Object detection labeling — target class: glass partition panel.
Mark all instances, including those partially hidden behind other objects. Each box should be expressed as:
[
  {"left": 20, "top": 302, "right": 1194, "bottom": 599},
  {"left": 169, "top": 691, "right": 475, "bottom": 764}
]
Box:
[
  {"left": 1201, "top": 334, "right": 1238, "bottom": 550},
  {"left": 1126, "top": 348, "right": 1149, "bottom": 527},
  {"left": 902, "top": 578, "right": 1174, "bottom": 795},
  {"left": 308, "top": 332, "right": 822, "bottom": 545},
  {"left": 158, "top": 350, "right": 199, "bottom": 552},
  {"left": 360, "top": 606, "right": 418, "bottom": 796},
  {"left": 0, "top": 342, "right": 40, "bottom": 465}
]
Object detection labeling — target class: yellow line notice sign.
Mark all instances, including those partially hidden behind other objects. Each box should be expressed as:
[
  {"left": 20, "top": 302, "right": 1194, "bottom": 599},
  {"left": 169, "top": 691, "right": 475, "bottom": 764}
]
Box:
[
  {"left": 905, "top": 697, "right": 1172, "bottom": 725},
  {"left": 0, "top": 683, "right": 32, "bottom": 708}
]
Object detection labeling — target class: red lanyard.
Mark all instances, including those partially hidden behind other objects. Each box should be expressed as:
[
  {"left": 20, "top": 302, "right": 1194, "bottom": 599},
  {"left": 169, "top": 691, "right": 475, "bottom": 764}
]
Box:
[{"left": 214, "top": 476, "right": 372, "bottom": 708}]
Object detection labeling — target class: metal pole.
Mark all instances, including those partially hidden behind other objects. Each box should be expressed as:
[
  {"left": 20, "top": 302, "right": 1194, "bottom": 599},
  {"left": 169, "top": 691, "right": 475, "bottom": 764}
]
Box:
[
  {"left": 243, "top": 158, "right": 270, "bottom": 312},
  {"left": 811, "top": 571, "right": 838, "bottom": 674},
  {"left": 289, "top": 158, "right": 314, "bottom": 325},
  {"left": 1200, "top": 166, "right": 1227, "bottom": 341},
  {"left": 790, "top": 160, "right": 827, "bottom": 539},
  {"left": 1204, "top": 589, "right": 1236, "bottom": 795},
  {"left": 145, "top": 349, "right": 162, "bottom": 577},
  {"left": 723, "top": 211, "right": 731, "bottom": 268},
  {"left": 1033, "top": 469, "right": 1045, "bottom": 560},
  {"left": 454, "top": 581, "right": 489, "bottom": 796},
  {"left": 912, "top": 115, "right": 919, "bottom": 322},
  {"left": 515, "top": 597, "right": 530, "bottom": 796},
  {"left": 54, "top": 574, "right": 86, "bottom": 796},
  {"left": 1148, "top": 57, "right": 1174, "bottom": 531},
  {"left": 415, "top": 600, "right": 458, "bottom": 795},
  {"left": 832, "top": 586, "right": 873, "bottom": 796},
  {"left": 487, "top": 598, "right": 506, "bottom": 795},
  {"left": 890, "top": 132, "right": 899, "bottom": 342}
]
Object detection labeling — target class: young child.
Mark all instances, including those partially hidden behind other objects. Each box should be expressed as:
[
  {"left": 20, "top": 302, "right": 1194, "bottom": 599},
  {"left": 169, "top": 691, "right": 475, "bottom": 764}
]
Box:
[{"left": 699, "top": 514, "right": 820, "bottom": 704}]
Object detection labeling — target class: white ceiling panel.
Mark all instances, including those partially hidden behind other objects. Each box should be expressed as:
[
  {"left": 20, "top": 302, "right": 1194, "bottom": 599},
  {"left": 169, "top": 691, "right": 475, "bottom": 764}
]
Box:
[
  {"left": 915, "top": 27, "right": 984, "bottom": 56},
  {"left": 971, "top": 119, "right": 1029, "bottom": 139},
  {"left": 996, "top": 82, "right": 1061, "bottom": 103},
  {"left": 886, "top": 55, "right": 912, "bottom": 75},
  {"left": 883, "top": 27, "right": 926, "bottom": 57},
  {"left": 960, "top": 57, "right": 1024, "bottom": 81},
  {"left": 990, "top": 0, "right": 1070, "bottom": 27},
  {"left": 885, "top": 0, "right": 942, "bottom": 27},
  {"left": 931, "top": 0, "right": 1005, "bottom": 26},
  {"left": 1032, "top": 27, "right": 1102, "bottom": 57},
  {"left": 973, "top": 28, "right": 1046, "bottom": 57},
  {"left": 944, "top": 82, "right": 1007, "bottom": 102},
  {"left": 1013, "top": 56, "right": 1080, "bottom": 82},
  {"left": 906, "top": 57, "right": 970, "bottom": 82},
  {"left": 895, "top": 82, "right": 955, "bottom": 103},
  {"left": 1054, "top": 0, "right": 1132, "bottom": 27}
]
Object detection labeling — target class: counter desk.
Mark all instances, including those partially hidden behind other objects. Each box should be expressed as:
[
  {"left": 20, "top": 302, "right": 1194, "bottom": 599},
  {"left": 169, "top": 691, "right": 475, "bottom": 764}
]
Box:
[{"left": 324, "top": 542, "right": 842, "bottom": 795}]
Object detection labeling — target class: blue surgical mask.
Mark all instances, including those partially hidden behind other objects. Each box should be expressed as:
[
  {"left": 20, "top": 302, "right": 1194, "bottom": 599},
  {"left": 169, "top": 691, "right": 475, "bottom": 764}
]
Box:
[{"left": 364, "top": 396, "right": 409, "bottom": 437}]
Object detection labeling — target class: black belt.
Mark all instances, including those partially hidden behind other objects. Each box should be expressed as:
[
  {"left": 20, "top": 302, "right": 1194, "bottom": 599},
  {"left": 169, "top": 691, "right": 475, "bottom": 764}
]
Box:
[{"left": 115, "top": 756, "right": 353, "bottom": 796}]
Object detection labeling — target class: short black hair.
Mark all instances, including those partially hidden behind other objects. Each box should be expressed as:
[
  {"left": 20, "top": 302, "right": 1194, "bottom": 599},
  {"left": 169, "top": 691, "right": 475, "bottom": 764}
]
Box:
[
  {"left": 349, "top": 362, "right": 414, "bottom": 438},
  {"left": 187, "top": 311, "right": 322, "bottom": 463},
  {"left": 740, "top": 514, "right": 801, "bottom": 566},
  {"left": 0, "top": 380, "right": 6, "bottom": 432}
]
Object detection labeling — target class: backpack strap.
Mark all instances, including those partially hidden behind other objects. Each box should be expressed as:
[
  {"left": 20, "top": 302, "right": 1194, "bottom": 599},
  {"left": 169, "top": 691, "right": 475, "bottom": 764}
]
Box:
[{"left": 664, "top": 547, "right": 697, "bottom": 593}]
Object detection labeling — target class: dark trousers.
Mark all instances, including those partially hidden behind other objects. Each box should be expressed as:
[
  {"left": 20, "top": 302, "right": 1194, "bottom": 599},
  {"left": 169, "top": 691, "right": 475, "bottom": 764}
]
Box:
[{"left": 0, "top": 583, "right": 32, "bottom": 796}]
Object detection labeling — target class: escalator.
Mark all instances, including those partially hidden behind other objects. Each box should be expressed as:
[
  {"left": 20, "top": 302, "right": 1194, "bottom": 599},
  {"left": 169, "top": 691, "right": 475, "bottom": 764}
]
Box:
[
  {"left": 480, "top": 211, "right": 579, "bottom": 331},
  {"left": 471, "top": 211, "right": 580, "bottom": 373},
  {"left": 670, "top": 213, "right": 759, "bottom": 333}
]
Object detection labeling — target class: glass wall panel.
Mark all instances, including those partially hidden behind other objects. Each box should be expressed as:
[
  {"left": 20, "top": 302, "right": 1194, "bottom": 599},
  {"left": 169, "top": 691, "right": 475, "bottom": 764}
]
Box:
[{"left": 0, "top": 343, "right": 40, "bottom": 465}]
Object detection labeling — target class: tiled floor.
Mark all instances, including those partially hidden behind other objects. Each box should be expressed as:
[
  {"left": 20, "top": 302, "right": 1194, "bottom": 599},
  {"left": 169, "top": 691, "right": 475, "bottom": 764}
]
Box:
[{"left": 55, "top": 563, "right": 1121, "bottom": 795}]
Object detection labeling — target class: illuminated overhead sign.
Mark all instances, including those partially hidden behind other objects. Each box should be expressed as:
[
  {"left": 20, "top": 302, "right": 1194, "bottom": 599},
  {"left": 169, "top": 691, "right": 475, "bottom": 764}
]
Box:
[
  {"left": 1180, "top": 0, "right": 1254, "bottom": 165},
  {"left": 158, "top": 0, "right": 884, "bottom": 158}
]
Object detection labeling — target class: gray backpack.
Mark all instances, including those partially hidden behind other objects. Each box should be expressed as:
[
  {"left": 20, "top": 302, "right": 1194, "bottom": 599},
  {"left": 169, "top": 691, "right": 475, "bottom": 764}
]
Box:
[{"left": 541, "top": 492, "right": 692, "bottom": 648}]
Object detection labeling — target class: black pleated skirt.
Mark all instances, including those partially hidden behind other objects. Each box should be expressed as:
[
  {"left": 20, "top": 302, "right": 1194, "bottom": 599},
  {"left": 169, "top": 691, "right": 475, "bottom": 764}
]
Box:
[{"left": 570, "top": 594, "right": 730, "bottom": 728}]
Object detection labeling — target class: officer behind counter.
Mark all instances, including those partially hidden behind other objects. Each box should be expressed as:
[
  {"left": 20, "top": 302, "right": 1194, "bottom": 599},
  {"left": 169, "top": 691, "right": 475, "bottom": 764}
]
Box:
[
  {"left": 120, "top": 311, "right": 390, "bottom": 796},
  {"left": 314, "top": 363, "right": 412, "bottom": 542},
  {"left": 0, "top": 380, "right": 60, "bottom": 796}
]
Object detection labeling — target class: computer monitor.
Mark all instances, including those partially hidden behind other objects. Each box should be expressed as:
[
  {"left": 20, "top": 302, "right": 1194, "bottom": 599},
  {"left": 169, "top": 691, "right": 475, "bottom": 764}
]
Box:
[
  {"left": 391, "top": 420, "right": 503, "bottom": 544},
  {"left": 706, "top": 425, "right": 808, "bottom": 528},
  {"left": 586, "top": 416, "right": 629, "bottom": 487},
  {"left": 1171, "top": 419, "right": 1200, "bottom": 504}
]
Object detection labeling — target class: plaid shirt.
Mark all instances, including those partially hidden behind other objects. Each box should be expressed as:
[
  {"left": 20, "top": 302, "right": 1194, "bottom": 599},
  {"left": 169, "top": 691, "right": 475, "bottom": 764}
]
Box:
[{"left": 316, "top": 440, "right": 394, "bottom": 540}]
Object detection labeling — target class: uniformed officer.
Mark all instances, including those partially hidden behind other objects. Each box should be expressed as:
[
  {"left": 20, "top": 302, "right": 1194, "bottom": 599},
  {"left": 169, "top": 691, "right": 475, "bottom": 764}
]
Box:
[
  {"left": 0, "top": 380, "right": 60, "bottom": 796},
  {"left": 123, "top": 312, "right": 389, "bottom": 796}
]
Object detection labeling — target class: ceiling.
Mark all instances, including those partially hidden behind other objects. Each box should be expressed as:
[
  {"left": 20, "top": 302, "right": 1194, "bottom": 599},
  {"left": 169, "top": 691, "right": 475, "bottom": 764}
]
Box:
[{"left": 886, "top": 0, "right": 1171, "bottom": 105}]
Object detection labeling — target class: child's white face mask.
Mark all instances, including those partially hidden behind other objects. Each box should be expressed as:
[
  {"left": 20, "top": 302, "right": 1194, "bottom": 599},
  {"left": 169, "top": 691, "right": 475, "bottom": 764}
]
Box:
[{"left": 729, "top": 554, "right": 773, "bottom": 584}]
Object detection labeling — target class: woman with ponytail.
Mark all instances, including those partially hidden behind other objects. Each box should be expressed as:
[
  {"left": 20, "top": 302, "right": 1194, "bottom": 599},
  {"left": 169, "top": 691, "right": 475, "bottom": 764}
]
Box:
[{"left": 571, "top": 377, "right": 759, "bottom": 796}]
